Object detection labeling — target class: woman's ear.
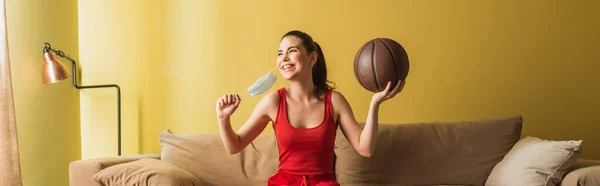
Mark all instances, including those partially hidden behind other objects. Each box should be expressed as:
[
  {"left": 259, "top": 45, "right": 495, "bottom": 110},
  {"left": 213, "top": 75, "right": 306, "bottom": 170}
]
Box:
[{"left": 310, "top": 51, "right": 318, "bottom": 65}]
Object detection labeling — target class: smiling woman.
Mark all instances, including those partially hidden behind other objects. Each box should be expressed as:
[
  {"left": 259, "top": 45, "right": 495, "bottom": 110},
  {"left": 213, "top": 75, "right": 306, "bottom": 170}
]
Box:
[
  {"left": 215, "top": 30, "right": 405, "bottom": 186},
  {"left": 277, "top": 30, "right": 334, "bottom": 99}
]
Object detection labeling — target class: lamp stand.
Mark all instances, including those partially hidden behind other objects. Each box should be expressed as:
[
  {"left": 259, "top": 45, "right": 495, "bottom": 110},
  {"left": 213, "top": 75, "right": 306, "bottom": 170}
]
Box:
[{"left": 44, "top": 43, "right": 122, "bottom": 156}]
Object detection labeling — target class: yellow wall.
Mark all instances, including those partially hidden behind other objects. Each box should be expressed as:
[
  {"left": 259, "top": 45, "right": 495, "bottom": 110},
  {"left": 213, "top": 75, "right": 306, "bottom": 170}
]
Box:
[
  {"left": 77, "top": 0, "right": 167, "bottom": 158},
  {"left": 7, "top": 0, "right": 80, "bottom": 185},
  {"left": 79, "top": 0, "right": 600, "bottom": 159}
]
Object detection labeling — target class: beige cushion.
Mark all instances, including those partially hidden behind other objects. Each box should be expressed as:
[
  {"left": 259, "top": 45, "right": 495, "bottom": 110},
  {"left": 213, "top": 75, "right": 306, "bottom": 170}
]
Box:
[
  {"left": 561, "top": 165, "right": 600, "bottom": 186},
  {"left": 485, "top": 136, "right": 583, "bottom": 186},
  {"left": 69, "top": 154, "right": 160, "bottom": 186},
  {"left": 91, "top": 158, "right": 203, "bottom": 186},
  {"left": 334, "top": 116, "right": 523, "bottom": 186},
  {"left": 160, "top": 129, "right": 279, "bottom": 186}
]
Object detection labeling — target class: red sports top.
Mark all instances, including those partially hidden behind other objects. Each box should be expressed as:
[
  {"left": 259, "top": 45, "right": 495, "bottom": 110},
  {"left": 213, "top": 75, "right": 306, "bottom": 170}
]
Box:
[{"left": 274, "top": 88, "right": 338, "bottom": 176}]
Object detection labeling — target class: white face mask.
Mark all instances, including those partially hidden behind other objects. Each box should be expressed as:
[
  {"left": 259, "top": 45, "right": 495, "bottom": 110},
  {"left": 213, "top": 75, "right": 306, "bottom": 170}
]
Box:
[{"left": 247, "top": 66, "right": 277, "bottom": 96}]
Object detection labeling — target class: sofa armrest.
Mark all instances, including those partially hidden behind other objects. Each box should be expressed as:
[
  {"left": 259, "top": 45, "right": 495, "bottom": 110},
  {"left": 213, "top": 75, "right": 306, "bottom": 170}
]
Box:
[
  {"left": 561, "top": 159, "right": 600, "bottom": 186},
  {"left": 69, "top": 154, "right": 160, "bottom": 186}
]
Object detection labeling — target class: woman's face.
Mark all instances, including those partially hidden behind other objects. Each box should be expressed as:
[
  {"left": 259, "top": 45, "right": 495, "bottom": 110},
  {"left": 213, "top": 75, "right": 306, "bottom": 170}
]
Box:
[{"left": 277, "top": 36, "right": 316, "bottom": 80}]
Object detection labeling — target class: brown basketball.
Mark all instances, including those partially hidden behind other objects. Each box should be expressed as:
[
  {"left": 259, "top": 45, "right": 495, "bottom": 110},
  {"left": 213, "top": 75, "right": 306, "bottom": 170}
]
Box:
[{"left": 354, "top": 38, "right": 409, "bottom": 93}]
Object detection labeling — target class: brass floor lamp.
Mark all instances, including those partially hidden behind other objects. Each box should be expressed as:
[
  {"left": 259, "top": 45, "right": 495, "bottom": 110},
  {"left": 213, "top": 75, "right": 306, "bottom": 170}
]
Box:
[{"left": 41, "top": 42, "right": 122, "bottom": 156}]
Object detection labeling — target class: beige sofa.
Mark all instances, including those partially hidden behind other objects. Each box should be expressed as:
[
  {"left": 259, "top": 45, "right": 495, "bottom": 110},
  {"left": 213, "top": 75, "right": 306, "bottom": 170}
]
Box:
[{"left": 70, "top": 116, "right": 600, "bottom": 186}]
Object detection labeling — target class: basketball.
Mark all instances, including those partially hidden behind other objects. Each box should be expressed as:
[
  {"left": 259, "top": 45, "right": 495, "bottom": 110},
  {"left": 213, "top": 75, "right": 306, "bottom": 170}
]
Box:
[{"left": 353, "top": 38, "right": 409, "bottom": 93}]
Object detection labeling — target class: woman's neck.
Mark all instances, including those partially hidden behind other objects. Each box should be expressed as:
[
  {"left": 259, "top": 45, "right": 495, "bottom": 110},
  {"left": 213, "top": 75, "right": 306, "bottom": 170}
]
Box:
[{"left": 287, "top": 79, "right": 315, "bottom": 103}]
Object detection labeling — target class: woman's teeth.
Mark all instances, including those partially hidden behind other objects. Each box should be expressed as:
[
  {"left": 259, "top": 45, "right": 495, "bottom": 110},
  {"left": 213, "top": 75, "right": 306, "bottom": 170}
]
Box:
[{"left": 282, "top": 64, "right": 294, "bottom": 70}]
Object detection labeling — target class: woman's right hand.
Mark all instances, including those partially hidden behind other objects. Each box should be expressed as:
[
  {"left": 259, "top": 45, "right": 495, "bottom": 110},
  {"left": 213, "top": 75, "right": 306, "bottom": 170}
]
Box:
[{"left": 216, "top": 94, "right": 241, "bottom": 119}]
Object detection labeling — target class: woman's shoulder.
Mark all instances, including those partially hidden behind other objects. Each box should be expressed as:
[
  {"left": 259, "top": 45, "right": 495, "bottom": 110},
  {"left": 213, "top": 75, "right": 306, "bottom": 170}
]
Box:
[
  {"left": 329, "top": 90, "right": 346, "bottom": 101},
  {"left": 329, "top": 90, "right": 351, "bottom": 107},
  {"left": 256, "top": 90, "right": 280, "bottom": 107}
]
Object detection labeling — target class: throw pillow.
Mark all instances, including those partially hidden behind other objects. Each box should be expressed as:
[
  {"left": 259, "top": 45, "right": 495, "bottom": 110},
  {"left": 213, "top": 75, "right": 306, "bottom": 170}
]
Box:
[
  {"left": 92, "top": 158, "right": 203, "bottom": 186},
  {"left": 159, "top": 129, "right": 279, "bottom": 186},
  {"left": 485, "top": 136, "right": 582, "bottom": 186}
]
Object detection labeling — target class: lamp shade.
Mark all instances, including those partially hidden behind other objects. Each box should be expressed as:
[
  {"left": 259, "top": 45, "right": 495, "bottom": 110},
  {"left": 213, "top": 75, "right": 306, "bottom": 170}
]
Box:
[{"left": 42, "top": 51, "right": 70, "bottom": 84}]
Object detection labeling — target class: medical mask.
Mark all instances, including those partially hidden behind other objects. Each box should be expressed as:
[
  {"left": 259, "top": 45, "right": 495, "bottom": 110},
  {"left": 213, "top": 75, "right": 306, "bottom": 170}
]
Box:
[{"left": 247, "top": 65, "right": 278, "bottom": 96}]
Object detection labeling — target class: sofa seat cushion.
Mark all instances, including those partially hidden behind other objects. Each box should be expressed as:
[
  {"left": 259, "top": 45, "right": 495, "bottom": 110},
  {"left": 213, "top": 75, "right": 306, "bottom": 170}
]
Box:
[
  {"left": 561, "top": 164, "right": 600, "bottom": 186},
  {"left": 339, "top": 185, "right": 470, "bottom": 186},
  {"left": 485, "top": 136, "right": 582, "bottom": 186},
  {"left": 91, "top": 158, "right": 203, "bottom": 186},
  {"left": 160, "top": 129, "right": 279, "bottom": 186},
  {"left": 334, "top": 116, "right": 523, "bottom": 186}
]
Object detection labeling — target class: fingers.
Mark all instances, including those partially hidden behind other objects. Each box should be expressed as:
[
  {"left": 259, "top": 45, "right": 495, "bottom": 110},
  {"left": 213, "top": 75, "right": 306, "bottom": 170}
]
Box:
[
  {"left": 235, "top": 94, "right": 241, "bottom": 106},
  {"left": 229, "top": 94, "right": 240, "bottom": 105},
  {"left": 217, "top": 95, "right": 225, "bottom": 107},
  {"left": 382, "top": 80, "right": 405, "bottom": 100},
  {"left": 383, "top": 81, "right": 392, "bottom": 93},
  {"left": 217, "top": 94, "right": 241, "bottom": 108},
  {"left": 390, "top": 80, "right": 405, "bottom": 97},
  {"left": 216, "top": 96, "right": 223, "bottom": 108}
]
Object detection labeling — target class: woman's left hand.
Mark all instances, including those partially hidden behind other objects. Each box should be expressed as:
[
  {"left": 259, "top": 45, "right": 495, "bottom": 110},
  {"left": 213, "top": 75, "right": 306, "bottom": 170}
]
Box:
[{"left": 372, "top": 80, "right": 406, "bottom": 105}]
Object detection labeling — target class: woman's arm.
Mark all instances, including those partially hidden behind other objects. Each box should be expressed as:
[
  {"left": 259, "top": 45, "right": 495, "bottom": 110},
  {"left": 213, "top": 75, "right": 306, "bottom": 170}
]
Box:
[
  {"left": 216, "top": 92, "right": 278, "bottom": 154},
  {"left": 334, "top": 80, "right": 405, "bottom": 157}
]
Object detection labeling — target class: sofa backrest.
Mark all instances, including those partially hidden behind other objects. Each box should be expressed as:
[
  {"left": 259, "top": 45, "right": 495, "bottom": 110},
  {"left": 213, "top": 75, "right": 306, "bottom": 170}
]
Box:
[
  {"left": 333, "top": 116, "right": 523, "bottom": 186},
  {"left": 160, "top": 130, "right": 279, "bottom": 186},
  {"left": 159, "top": 116, "right": 522, "bottom": 186}
]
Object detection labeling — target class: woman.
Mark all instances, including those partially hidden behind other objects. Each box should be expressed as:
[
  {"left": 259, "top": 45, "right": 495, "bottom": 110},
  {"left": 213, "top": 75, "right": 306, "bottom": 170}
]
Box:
[{"left": 216, "top": 30, "right": 405, "bottom": 186}]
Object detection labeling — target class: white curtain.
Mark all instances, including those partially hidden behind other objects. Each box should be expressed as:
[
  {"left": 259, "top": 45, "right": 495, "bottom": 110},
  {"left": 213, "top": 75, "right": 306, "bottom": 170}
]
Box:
[{"left": 0, "top": 0, "right": 23, "bottom": 185}]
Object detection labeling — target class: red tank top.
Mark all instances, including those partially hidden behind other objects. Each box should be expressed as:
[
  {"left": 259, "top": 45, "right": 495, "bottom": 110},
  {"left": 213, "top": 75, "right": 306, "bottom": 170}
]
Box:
[{"left": 274, "top": 88, "right": 337, "bottom": 176}]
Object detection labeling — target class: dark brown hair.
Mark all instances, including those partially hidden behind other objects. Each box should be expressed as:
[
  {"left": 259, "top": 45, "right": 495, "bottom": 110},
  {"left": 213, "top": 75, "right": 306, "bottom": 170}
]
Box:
[{"left": 282, "top": 30, "right": 335, "bottom": 98}]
